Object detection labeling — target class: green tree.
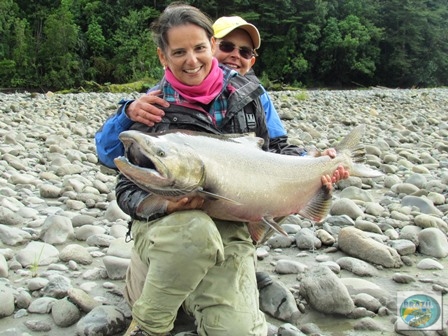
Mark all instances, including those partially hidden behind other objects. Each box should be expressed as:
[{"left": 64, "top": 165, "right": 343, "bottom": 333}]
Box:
[
  {"left": 376, "top": 0, "right": 448, "bottom": 87},
  {"left": 318, "top": 14, "right": 382, "bottom": 86},
  {"left": 3, "top": 0, "right": 448, "bottom": 90},
  {"left": 83, "top": 18, "right": 112, "bottom": 83},
  {"left": 0, "top": 0, "right": 19, "bottom": 86},
  {"left": 10, "top": 18, "right": 35, "bottom": 87},
  {"left": 245, "top": 0, "right": 301, "bottom": 85},
  {"left": 86, "top": 19, "right": 106, "bottom": 56},
  {"left": 38, "top": 0, "right": 81, "bottom": 89},
  {"left": 112, "top": 6, "right": 161, "bottom": 83}
]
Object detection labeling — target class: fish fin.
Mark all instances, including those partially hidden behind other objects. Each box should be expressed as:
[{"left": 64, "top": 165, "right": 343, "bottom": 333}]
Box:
[
  {"left": 261, "top": 216, "right": 288, "bottom": 237},
  {"left": 163, "top": 130, "right": 264, "bottom": 149},
  {"left": 336, "top": 127, "right": 366, "bottom": 163},
  {"left": 197, "top": 189, "right": 242, "bottom": 204},
  {"left": 247, "top": 222, "right": 269, "bottom": 245},
  {"left": 231, "top": 135, "right": 264, "bottom": 149},
  {"left": 257, "top": 228, "right": 275, "bottom": 245},
  {"left": 247, "top": 217, "right": 288, "bottom": 245},
  {"left": 298, "top": 184, "right": 333, "bottom": 222}
]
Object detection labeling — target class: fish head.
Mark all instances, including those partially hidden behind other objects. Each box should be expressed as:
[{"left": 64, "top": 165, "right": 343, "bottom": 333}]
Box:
[{"left": 114, "top": 130, "right": 205, "bottom": 197}]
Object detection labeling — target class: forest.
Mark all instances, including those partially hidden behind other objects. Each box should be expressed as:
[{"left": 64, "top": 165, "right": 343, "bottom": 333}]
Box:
[{"left": 1, "top": 0, "right": 448, "bottom": 91}]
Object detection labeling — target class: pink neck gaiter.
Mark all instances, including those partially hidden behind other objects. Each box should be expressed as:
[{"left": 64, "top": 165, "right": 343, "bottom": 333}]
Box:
[{"left": 164, "top": 58, "right": 224, "bottom": 104}]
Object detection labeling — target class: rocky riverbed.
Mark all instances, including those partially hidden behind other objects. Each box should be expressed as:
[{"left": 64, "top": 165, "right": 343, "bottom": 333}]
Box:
[{"left": 0, "top": 88, "right": 447, "bottom": 336}]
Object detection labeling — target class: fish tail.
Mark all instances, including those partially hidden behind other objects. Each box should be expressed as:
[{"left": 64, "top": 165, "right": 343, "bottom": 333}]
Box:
[
  {"left": 335, "top": 124, "right": 384, "bottom": 178},
  {"left": 334, "top": 124, "right": 366, "bottom": 153},
  {"left": 351, "top": 146, "right": 366, "bottom": 164},
  {"left": 351, "top": 163, "right": 384, "bottom": 178}
]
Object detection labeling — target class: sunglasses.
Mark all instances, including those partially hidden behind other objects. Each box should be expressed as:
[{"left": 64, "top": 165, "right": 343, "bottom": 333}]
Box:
[{"left": 218, "top": 41, "right": 256, "bottom": 60}]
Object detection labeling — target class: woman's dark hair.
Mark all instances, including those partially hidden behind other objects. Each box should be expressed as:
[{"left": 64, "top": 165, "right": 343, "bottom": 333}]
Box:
[{"left": 151, "top": 2, "right": 214, "bottom": 52}]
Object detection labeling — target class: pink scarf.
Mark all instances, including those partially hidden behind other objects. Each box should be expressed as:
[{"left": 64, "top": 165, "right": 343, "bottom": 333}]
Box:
[{"left": 164, "top": 58, "right": 223, "bottom": 104}]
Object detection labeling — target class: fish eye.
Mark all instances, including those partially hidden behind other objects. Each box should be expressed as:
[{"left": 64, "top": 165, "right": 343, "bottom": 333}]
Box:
[{"left": 157, "top": 149, "right": 166, "bottom": 157}]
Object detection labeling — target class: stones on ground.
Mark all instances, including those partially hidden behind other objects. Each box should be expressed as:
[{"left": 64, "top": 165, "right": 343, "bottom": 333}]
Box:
[
  {"left": 275, "top": 259, "right": 308, "bottom": 274},
  {"left": 67, "top": 287, "right": 100, "bottom": 312},
  {"left": 418, "top": 228, "right": 448, "bottom": 258},
  {"left": 336, "top": 257, "right": 378, "bottom": 277},
  {"left": 1, "top": 89, "right": 448, "bottom": 335},
  {"left": 299, "top": 264, "right": 355, "bottom": 315},
  {"left": 0, "top": 279, "right": 15, "bottom": 317},
  {"left": 258, "top": 279, "right": 301, "bottom": 323},
  {"left": 338, "top": 227, "right": 403, "bottom": 268},
  {"left": 59, "top": 244, "right": 93, "bottom": 265},
  {"left": 75, "top": 305, "right": 126, "bottom": 336},
  {"left": 51, "top": 298, "right": 81, "bottom": 327},
  {"left": 15, "top": 241, "right": 59, "bottom": 268},
  {"left": 330, "top": 199, "right": 364, "bottom": 219}
]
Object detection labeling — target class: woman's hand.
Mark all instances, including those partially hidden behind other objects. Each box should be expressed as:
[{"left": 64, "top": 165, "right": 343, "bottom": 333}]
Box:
[{"left": 166, "top": 196, "right": 205, "bottom": 214}]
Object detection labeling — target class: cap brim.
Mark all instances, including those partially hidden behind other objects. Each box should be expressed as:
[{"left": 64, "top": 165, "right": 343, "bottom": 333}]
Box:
[{"left": 215, "top": 23, "right": 261, "bottom": 50}]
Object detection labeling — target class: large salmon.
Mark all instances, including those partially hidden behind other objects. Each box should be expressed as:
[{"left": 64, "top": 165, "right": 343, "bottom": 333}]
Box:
[{"left": 114, "top": 125, "right": 383, "bottom": 243}]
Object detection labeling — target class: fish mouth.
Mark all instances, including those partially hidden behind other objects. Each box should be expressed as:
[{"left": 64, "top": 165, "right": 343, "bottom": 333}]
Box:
[
  {"left": 114, "top": 130, "right": 207, "bottom": 197},
  {"left": 114, "top": 132, "right": 173, "bottom": 187}
]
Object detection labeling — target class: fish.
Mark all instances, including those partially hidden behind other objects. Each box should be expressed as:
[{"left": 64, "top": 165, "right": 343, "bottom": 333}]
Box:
[{"left": 114, "top": 125, "right": 383, "bottom": 244}]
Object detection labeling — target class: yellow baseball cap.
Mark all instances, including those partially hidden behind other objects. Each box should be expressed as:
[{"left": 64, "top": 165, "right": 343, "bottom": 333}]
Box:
[{"left": 213, "top": 16, "right": 261, "bottom": 50}]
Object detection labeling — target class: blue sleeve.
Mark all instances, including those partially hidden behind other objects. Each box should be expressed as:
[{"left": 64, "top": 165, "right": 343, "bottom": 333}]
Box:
[
  {"left": 95, "top": 100, "right": 134, "bottom": 168},
  {"left": 260, "top": 87, "right": 287, "bottom": 138}
]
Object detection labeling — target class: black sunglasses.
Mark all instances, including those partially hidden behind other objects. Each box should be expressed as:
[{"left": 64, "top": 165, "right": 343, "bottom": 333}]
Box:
[{"left": 218, "top": 41, "right": 255, "bottom": 60}]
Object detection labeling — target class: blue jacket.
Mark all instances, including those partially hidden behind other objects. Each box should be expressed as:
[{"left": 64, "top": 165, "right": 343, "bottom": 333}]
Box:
[{"left": 260, "top": 88, "right": 287, "bottom": 138}]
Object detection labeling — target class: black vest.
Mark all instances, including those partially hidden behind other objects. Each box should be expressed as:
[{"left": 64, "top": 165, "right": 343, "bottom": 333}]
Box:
[{"left": 130, "top": 75, "right": 269, "bottom": 150}]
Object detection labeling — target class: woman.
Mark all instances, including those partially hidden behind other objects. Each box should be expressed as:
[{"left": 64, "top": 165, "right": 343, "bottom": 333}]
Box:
[
  {"left": 118, "top": 3, "right": 268, "bottom": 336},
  {"left": 95, "top": 16, "right": 304, "bottom": 169}
]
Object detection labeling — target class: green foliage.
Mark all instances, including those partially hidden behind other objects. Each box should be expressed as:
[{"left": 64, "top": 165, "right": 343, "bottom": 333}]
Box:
[
  {"left": 1, "top": 0, "right": 447, "bottom": 90},
  {"left": 38, "top": 1, "right": 82, "bottom": 89},
  {"left": 111, "top": 7, "right": 162, "bottom": 83},
  {"left": 107, "top": 80, "right": 156, "bottom": 93},
  {"left": 0, "top": 60, "right": 15, "bottom": 76},
  {"left": 318, "top": 15, "right": 382, "bottom": 85},
  {"left": 375, "top": 0, "right": 448, "bottom": 87},
  {"left": 30, "top": 244, "right": 46, "bottom": 278},
  {"left": 259, "top": 71, "right": 273, "bottom": 90},
  {"left": 86, "top": 20, "right": 106, "bottom": 56}
]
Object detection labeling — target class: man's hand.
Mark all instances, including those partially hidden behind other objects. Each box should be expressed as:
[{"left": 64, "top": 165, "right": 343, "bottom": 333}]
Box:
[
  {"left": 166, "top": 196, "right": 205, "bottom": 214},
  {"left": 331, "top": 165, "right": 349, "bottom": 183},
  {"left": 319, "top": 148, "right": 337, "bottom": 158},
  {"left": 321, "top": 165, "right": 350, "bottom": 190},
  {"left": 126, "top": 90, "right": 169, "bottom": 127}
]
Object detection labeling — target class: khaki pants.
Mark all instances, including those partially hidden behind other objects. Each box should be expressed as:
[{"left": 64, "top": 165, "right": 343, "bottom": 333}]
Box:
[{"left": 126, "top": 210, "right": 267, "bottom": 336}]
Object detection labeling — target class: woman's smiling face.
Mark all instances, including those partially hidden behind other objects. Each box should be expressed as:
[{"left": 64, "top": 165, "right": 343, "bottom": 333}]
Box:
[{"left": 158, "top": 23, "right": 216, "bottom": 86}]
